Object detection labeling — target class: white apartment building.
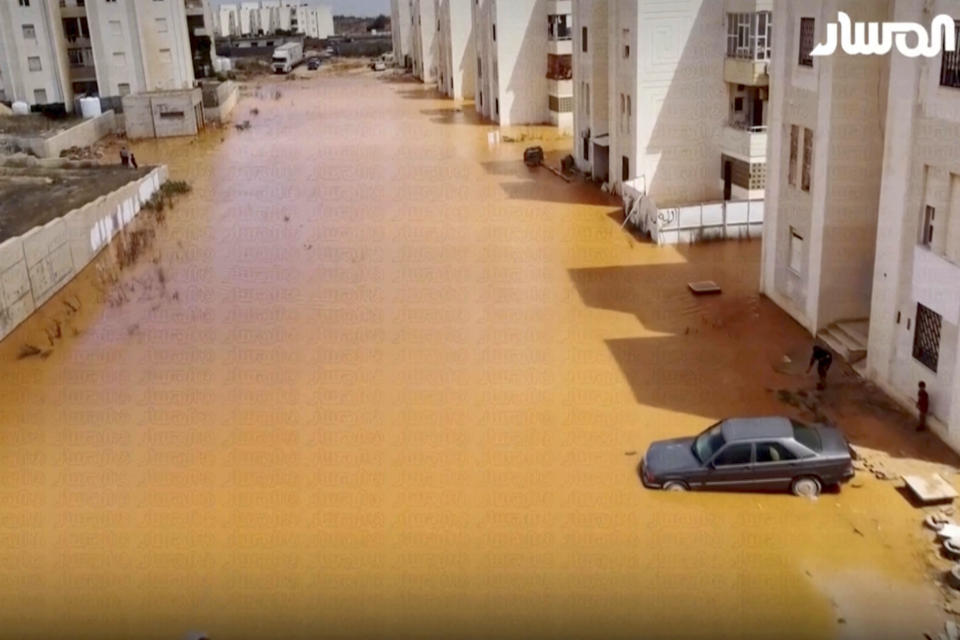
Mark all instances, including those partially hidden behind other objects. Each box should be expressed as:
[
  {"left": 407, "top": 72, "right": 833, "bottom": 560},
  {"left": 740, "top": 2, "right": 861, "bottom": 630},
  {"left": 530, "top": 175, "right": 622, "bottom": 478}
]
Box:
[
  {"left": 219, "top": 4, "right": 240, "bottom": 37},
  {"left": 391, "top": 0, "right": 412, "bottom": 68},
  {"left": 435, "top": 0, "right": 474, "bottom": 99},
  {"left": 573, "top": 0, "right": 770, "bottom": 202},
  {"left": 0, "top": 0, "right": 72, "bottom": 106},
  {"left": 762, "top": 0, "right": 960, "bottom": 446},
  {"left": 83, "top": 0, "right": 195, "bottom": 97},
  {"left": 870, "top": 0, "right": 960, "bottom": 447},
  {"left": 472, "top": 0, "right": 573, "bottom": 132},
  {"left": 1, "top": 0, "right": 197, "bottom": 108},
  {"left": 410, "top": 0, "right": 438, "bottom": 82},
  {"left": 571, "top": 0, "right": 609, "bottom": 179},
  {"left": 219, "top": 2, "right": 333, "bottom": 39}
]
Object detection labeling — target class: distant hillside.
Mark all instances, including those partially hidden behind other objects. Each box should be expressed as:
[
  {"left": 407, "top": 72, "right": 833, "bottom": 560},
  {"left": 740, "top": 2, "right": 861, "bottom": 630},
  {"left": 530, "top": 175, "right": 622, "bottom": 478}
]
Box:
[{"left": 334, "top": 14, "right": 390, "bottom": 35}]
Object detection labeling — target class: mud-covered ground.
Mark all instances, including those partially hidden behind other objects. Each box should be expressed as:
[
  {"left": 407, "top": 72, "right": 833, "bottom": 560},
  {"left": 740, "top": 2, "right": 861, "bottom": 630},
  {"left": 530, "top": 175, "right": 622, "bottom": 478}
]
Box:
[{"left": 0, "top": 70, "right": 958, "bottom": 640}]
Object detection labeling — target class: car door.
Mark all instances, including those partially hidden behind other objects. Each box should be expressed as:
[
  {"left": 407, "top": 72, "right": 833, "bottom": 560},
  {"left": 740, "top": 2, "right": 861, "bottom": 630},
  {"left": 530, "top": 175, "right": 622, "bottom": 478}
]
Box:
[
  {"left": 703, "top": 443, "right": 755, "bottom": 491},
  {"left": 751, "top": 441, "right": 799, "bottom": 491}
]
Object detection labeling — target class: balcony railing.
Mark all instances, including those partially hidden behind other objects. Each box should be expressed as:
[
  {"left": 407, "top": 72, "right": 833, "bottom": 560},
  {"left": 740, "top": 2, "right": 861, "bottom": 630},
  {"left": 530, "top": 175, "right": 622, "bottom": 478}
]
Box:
[{"left": 729, "top": 121, "right": 767, "bottom": 133}]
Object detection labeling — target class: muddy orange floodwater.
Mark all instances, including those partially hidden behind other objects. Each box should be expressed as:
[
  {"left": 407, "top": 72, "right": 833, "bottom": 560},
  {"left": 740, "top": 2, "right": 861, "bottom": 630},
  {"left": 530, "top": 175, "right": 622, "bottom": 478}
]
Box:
[{"left": 0, "top": 73, "right": 946, "bottom": 639}]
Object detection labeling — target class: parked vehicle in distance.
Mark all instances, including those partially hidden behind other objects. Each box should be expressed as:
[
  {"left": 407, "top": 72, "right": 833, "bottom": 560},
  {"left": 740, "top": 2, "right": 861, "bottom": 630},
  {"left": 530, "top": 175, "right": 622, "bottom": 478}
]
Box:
[
  {"left": 640, "top": 417, "right": 854, "bottom": 497},
  {"left": 373, "top": 60, "right": 386, "bottom": 71},
  {"left": 272, "top": 42, "right": 304, "bottom": 74},
  {"left": 307, "top": 58, "right": 321, "bottom": 70}
]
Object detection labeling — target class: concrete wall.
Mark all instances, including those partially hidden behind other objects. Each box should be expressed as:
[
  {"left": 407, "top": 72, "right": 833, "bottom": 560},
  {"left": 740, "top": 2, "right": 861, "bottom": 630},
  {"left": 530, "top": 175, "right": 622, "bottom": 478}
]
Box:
[
  {"left": 123, "top": 89, "right": 203, "bottom": 139},
  {"left": 0, "top": 165, "right": 168, "bottom": 342},
  {"left": 201, "top": 81, "right": 239, "bottom": 124},
  {"left": 411, "top": 0, "right": 438, "bottom": 82},
  {"left": 0, "top": 110, "right": 117, "bottom": 158},
  {"left": 391, "top": 0, "right": 412, "bottom": 64}
]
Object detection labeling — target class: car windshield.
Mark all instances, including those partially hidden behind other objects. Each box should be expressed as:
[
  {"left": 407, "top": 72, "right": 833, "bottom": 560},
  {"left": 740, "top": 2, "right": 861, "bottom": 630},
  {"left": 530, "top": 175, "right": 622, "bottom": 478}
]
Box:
[
  {"left": 791, "top": 421, "right": 822, "bottom": 452},
  {"left": 692, "top": 423, "right": 726, "bottom": 464}
]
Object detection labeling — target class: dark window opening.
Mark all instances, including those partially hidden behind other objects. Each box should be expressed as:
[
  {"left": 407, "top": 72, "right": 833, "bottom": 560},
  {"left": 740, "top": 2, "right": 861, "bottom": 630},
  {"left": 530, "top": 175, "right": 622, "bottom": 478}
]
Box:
[
  {"left": 582, "top": 26, "right": 588, "bottom": 52},
  {"left": 941, "top": 23, "right": 960, "bottom": 87},
  {"left": 798, "top": 17, "right": 815, "bottom": 66}
]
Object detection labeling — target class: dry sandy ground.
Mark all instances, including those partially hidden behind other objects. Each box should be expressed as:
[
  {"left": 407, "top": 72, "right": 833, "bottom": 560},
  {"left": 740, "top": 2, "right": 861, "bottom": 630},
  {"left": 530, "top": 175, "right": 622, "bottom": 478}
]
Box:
[{"left": 0, "top": 69, "right": 958, "bottom": 640}]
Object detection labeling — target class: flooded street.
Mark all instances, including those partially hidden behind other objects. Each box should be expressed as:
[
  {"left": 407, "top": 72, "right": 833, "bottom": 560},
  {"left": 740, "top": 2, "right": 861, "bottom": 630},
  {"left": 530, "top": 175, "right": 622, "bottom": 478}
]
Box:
[{"left": 0, "top": 72, "right": 951, "bottom": 639}]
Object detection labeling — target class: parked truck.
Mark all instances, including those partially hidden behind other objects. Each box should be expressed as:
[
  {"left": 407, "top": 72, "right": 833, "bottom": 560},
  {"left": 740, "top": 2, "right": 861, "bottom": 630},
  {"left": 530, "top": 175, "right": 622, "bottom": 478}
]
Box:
[{"left": 272, "top": 42, "right": 303, "bottom": 74}]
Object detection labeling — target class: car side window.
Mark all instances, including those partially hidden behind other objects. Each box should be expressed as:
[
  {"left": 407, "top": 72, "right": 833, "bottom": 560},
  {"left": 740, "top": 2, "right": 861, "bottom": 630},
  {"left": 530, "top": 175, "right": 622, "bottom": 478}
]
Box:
[
  {"left": 755, "top": 442, "right": 797, "bottom": 463},
  {"left": 712, "top": 443, "right": 753, "bottom": 466}
]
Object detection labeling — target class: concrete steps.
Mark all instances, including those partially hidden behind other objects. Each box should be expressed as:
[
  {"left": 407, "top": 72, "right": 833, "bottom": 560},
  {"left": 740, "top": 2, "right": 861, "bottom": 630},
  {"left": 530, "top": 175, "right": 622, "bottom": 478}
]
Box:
[{"left": 818, "top": 319, "right": 869, "bottom": 364}]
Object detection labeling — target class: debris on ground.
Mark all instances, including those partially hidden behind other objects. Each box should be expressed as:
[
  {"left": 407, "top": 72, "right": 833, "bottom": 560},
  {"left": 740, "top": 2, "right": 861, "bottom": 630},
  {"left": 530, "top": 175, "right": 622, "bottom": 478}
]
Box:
[
  {"left": 688, "top": 280, "right": 722, "bottom": 295},
  {"left": 235, "top": 120, "right": 252, "bottom": 131},
  {"left": 905, "top": 474, "right": 960, "bottom": 504}
]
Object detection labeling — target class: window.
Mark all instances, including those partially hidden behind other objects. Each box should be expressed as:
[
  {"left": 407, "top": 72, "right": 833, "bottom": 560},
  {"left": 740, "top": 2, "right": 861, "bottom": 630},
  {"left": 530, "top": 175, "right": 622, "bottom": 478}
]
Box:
[
  {"left": 113, "top": 51, "right": 126, "bottom": 67},
  {"left": 159, "top": 110, "right": 185, "bottom": 119},
  {"left": 582, "top": 135, "right": 589, "bottom": 161},
  {"left": 621, "top": 156, "right": 629, "bottom": 182},
  {"left": 801, "top": 127, "right": 813, "bottom": 191},
  {"left": 799, "top": 17, "right": 815, "bottom": 66},
  {"left": 941, "top": 23, "right": 960, "bottom": 87},
  {"left": 495, "top": 98, "right": 499, "bottom": 115},
  {"left": 19, "top": 0, "right": 30, "bottom": 6},
  {"left": 734, "top": 97, "right": 743, "bottom": 112},
  {"left": 118, "top": 82, "right": 131, "bottom": 96},
  {"left": 67, "top": 48, "right": 84, "bottom": 66},
  {"left": 477, "top": 57, "right": 481, "bottom": 78},
  {"left": 492, "top": 24, "right": 496, "bottom": 41},
  {"left": 913, "top": 304, "right": 942, "bottom": 372},
  {"left": 22, "top": 24, "right": 36, "bottom": 39},
  {"left": 791, "top": 421, "right": 821, "bottom": 453},
  {"left": 582, "top": 26, "right": 588, "bottom": 52},
  {"left": 109, "top": 20, "right": 122, "bottom": 35},
  {"left": 789, "top": 228, "right": 803, "bottom": 275},
  {"left": 788, "top": 125, "right": 798, "bottom": 186},
  {"left": 623, "top": 28, "right": 630, "bottom": 58},
  {"left": 156, "top": 17, "right": 168, "bottom": 33},
  {"left": 158, "top": 48, "right": 172, "bottom": 63},
  {"left": 921, "top": 205, "right": 935, "bottom": 247},
  {"left": 756, "top": 12, "right": 772, "bottom": 61},
  {"left": 33, "top": 88, "right": 46, "bottom": 103},
  {"left": 693, "top": 423, "right": 726, "bottom": 463},
  {"left": 27, "top": 56, "right": 42, "bottom": 71},
  {"left": 755, "top": 442, "right": 797, "bottom": 463},
  {"left": 546, "top": 54, "right": 572, "bottom": 80},
  {"left": 548, "top": 14, "right": 570, "bottom": 40},
  {"left": 713, "top": 444, "right": 753, "bottom": 466},
  {"left": 626, "top": 94, "right": 631, "bottom": 133},
  {"left": 585, "top": 82, "right": 589, "bottom": 116}
]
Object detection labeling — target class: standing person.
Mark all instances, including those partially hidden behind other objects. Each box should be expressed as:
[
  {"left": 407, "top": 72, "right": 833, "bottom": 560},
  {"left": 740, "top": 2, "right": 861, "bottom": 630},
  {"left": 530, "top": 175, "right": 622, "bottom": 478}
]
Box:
[
  {"left": 128, "top": 150, "right": 138, "bottom": 169},
  {"left": 119, "top": 145, "right": 130, "bottom": 167},
  {"left": 917, "top": 381, "right": 929, "bottom": 432},
  {"left": 807, "top": 344, "right": 833, "bottom": 390}
]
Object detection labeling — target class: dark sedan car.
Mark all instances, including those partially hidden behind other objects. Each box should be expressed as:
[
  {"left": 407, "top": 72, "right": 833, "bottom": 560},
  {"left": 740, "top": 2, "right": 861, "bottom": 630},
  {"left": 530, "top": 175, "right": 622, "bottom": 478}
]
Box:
[{"left": 640, "top": 417, "right": 854, "bottom": 497}]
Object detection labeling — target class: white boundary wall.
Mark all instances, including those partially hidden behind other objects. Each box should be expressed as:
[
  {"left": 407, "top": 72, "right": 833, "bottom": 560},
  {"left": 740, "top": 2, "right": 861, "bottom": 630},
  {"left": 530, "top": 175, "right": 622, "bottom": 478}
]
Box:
[
  {"left": 0, "top": 165, "right": 168, "bottom": 341},
  {"left": 0, "top": 111, "right": 117, "bottom": 158}
]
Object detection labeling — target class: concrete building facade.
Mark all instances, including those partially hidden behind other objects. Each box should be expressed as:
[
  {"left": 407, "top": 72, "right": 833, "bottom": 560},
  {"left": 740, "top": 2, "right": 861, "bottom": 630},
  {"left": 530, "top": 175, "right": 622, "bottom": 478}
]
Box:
[
  {"left": 391, "top": 0, "right": 412, "bottom": 68},
  {"left": 218, "top": 2, "right": 334, "bottom": 39},
  {"left": 410, "top": 0, "right": 438, "bottom": 83},
  {"left": 0, "top": 0, "right": 72, "bottom": 106},
  {"left": 760, "top": 0, "right": 887, "bottom": 340},
  {"left": 0, "top": 0, "right": 200, "bottom": 109},
  {"left": 762, "top": 0, "right": 960, "bottom": 448},
  {"left": 472, "top": 0, "right": 573, "bottom": 132},
  {"left": 435, "top": 0, "right": 474, "bottom": 99},
  {"left": 572, "top": 0, "right": 770, "bottom": 205}
]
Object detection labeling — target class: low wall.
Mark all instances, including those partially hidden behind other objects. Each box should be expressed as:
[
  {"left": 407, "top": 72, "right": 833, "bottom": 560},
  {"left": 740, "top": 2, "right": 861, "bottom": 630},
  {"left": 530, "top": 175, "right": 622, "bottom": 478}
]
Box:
[
  {"left": 0, "top": 110, "right": 116, "bottom": 158},
  {"left": 626, "top": 198, "right": 764, "bottom": 246},
  {"left": 202, "top": 82, "right": 239, "bottom": 124},
  {"left": 0, "top": 165, "right": 168, "bottom": 342}
]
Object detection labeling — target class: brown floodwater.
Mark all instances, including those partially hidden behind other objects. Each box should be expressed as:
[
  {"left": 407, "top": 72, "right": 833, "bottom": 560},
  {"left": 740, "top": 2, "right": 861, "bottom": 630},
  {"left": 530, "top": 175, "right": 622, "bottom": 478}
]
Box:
[{"left": 0, "top": 72, "right": 949, "bottom": 639}]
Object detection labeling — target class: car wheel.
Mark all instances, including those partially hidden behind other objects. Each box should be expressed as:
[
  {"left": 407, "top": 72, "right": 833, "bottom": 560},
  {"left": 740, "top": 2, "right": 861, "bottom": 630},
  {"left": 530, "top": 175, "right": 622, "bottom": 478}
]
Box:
[
  {"left": 791, "top": 476, "right": 821, "bottom": 498},
  {"left": 663, "top": 481, "right": 688, "bottom": 492}
]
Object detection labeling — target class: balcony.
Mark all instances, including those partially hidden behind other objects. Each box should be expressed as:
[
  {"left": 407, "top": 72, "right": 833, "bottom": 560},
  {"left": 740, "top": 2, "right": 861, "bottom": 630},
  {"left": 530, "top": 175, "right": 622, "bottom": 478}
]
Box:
[
  {"left": 724, "top": 58, "right": 769, "bottom": 86},
  {"left": 720, "top": 124, "right": 767, "bottom": 160}
]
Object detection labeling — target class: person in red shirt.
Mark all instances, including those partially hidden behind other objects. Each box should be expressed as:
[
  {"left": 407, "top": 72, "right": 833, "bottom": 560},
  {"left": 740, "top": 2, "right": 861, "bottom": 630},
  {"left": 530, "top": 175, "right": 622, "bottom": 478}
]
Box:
[{"left": 917, "top": 381, "right": 930, "bottom": 432}]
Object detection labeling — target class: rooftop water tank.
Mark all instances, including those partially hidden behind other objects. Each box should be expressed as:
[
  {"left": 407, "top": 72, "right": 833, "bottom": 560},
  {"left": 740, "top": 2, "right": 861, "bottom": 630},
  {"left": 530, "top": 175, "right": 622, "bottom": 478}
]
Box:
[{"left": 79, "top": 96, "right": 102, "bottom": 119}]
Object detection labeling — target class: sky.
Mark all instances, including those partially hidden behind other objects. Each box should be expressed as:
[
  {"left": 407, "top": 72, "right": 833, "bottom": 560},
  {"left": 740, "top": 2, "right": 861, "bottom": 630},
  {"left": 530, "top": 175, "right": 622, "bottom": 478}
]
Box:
[{"left": 211, "top": 0, "right": 390, "bottom": 17}]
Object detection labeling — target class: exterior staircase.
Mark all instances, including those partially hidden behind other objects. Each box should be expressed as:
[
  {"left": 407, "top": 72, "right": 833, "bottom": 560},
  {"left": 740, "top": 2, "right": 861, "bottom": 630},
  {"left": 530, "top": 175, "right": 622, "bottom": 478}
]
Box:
[{"left": 818, "top": 319, "right": 869, "bottom": 365}]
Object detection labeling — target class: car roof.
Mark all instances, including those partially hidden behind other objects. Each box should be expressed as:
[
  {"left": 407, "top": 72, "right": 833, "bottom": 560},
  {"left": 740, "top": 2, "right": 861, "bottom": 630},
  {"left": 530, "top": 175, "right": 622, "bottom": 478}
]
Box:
[{"left": 721, "top": 416, "right": 793, "bottom": 442}]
